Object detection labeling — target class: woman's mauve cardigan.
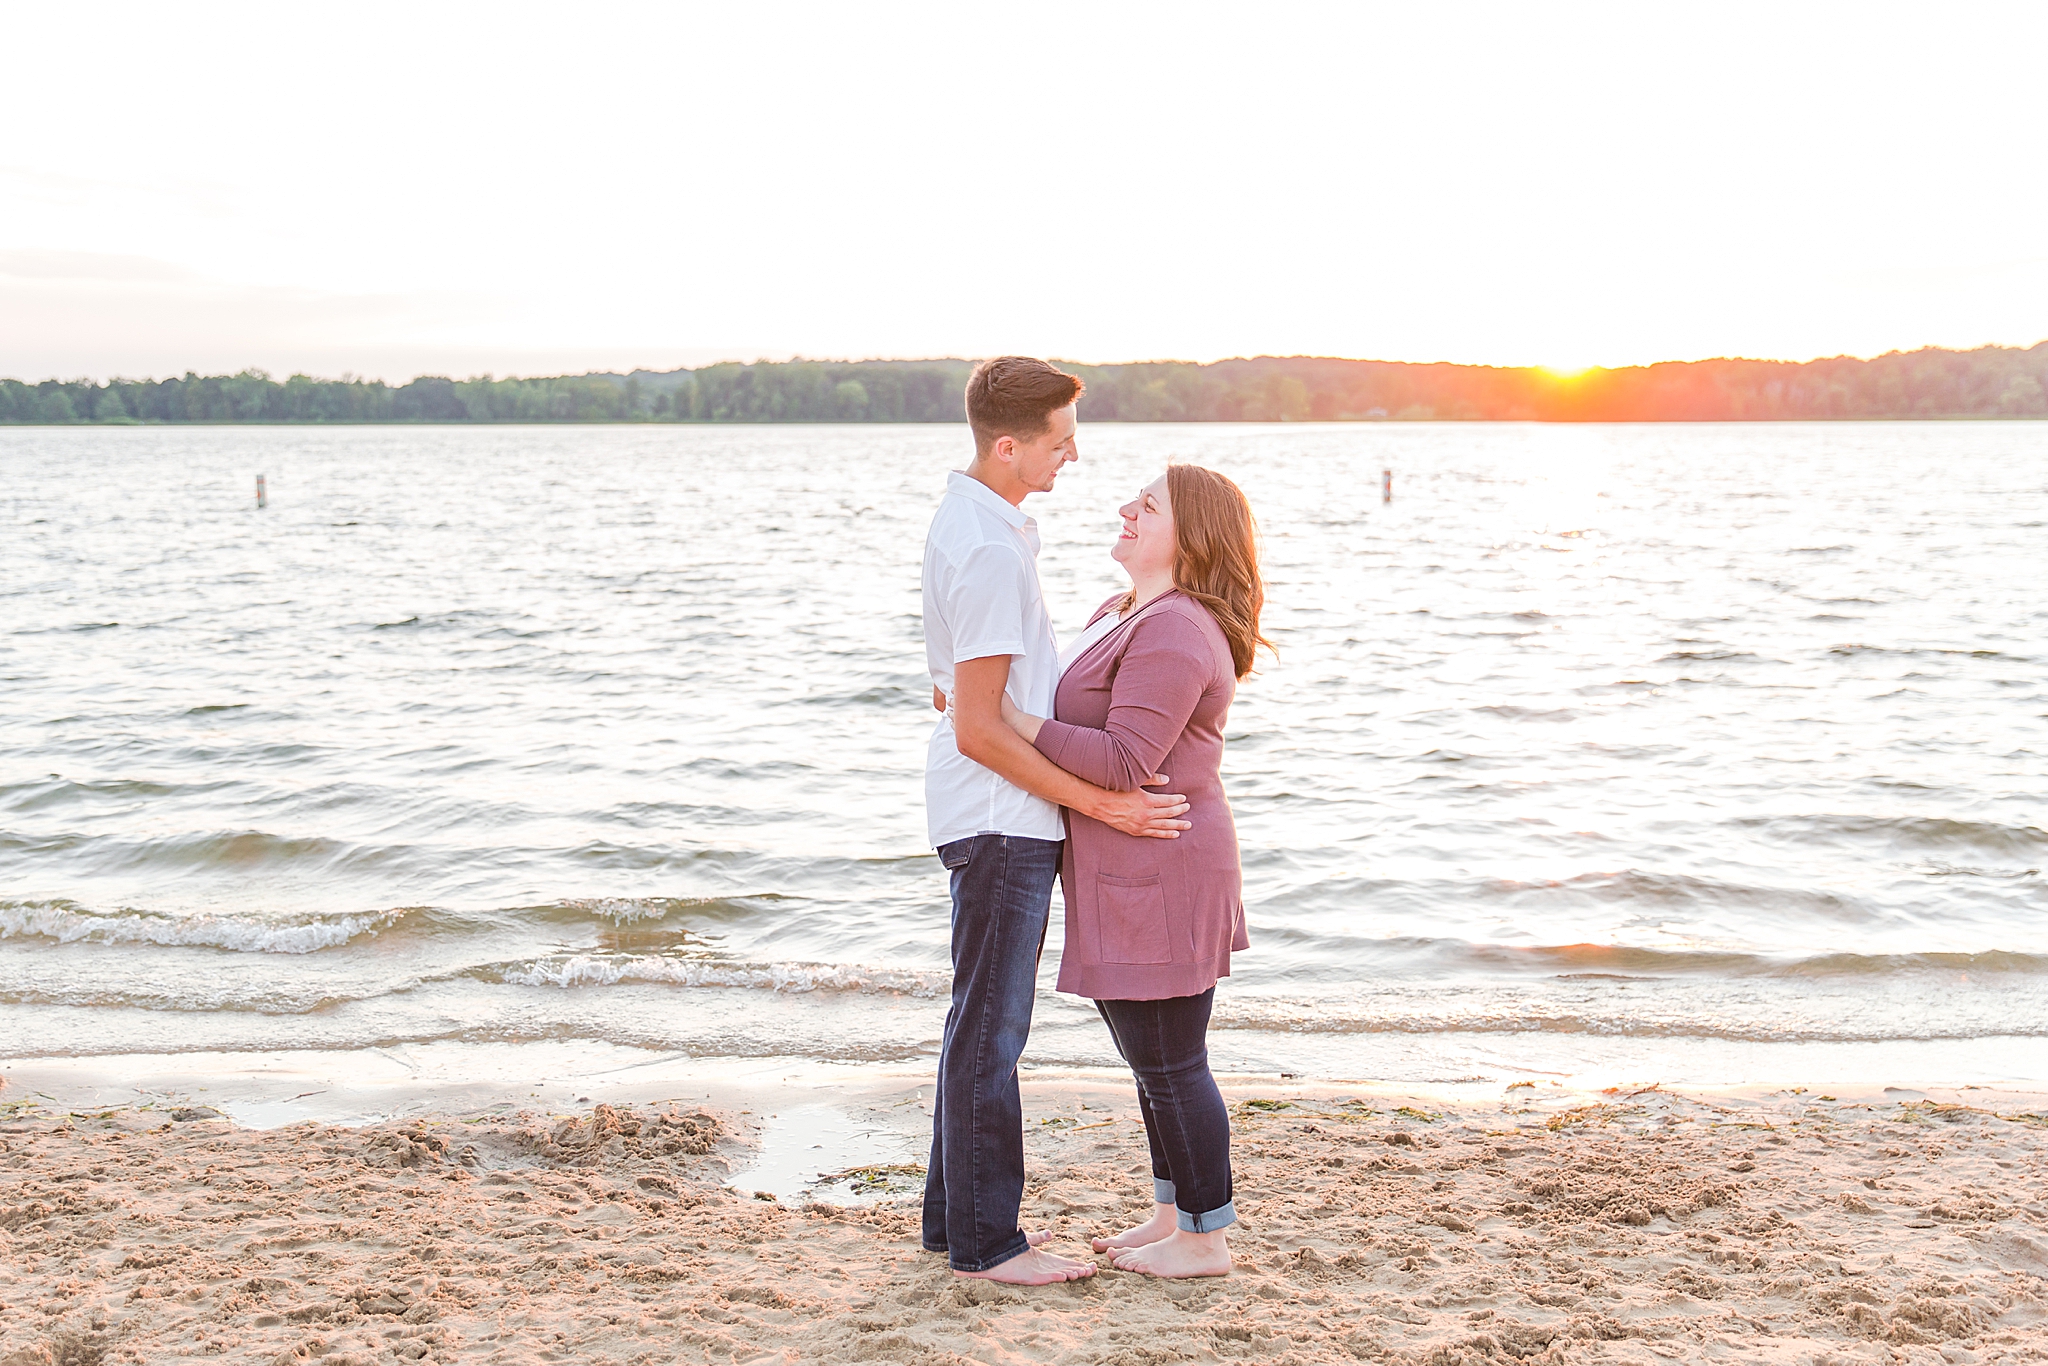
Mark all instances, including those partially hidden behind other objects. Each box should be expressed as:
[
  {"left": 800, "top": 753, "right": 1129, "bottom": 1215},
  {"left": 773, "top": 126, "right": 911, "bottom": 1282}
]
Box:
[{"left": 1033, "top": 589, "right": 1249, "bottom": 1001}]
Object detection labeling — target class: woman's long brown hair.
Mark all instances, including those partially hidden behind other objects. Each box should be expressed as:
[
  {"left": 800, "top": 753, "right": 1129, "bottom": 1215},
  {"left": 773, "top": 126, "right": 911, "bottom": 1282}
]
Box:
[{"left": 1163, "top": 464, "right": 1270, "bottom": 679}]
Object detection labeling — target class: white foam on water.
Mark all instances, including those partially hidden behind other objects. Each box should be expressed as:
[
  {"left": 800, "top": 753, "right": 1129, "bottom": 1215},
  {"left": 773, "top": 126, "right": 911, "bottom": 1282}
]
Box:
[
  {"left": 0, "top": 900, "right": 397, "bottom": 954},
  {"left": 499, "top": 953, "right": 947, "bottom": 997}
]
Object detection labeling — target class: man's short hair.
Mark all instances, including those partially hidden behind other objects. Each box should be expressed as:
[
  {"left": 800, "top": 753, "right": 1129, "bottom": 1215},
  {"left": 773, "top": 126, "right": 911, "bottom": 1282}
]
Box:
[{"left": 965, "top": 357, "right": 1083, "bottom": 456}]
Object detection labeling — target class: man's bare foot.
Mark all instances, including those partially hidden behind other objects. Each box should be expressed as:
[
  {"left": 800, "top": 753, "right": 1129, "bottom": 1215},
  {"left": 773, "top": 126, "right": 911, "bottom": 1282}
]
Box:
[
  {"left": 1091, "top": 1202, "right": 1177, "bottom": 1254},
  {"left": 1110, "top": 1228, "right": 1231, "bottom": 1278},
  {"left": 955, "top": 1247, "right": 1096, "bottom": 1284}
]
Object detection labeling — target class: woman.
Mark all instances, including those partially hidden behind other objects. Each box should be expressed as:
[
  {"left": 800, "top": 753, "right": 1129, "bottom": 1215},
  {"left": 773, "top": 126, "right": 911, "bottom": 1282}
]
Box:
[{"left": 1000, "top": 463, "right": 1267, "bottom": 1279}]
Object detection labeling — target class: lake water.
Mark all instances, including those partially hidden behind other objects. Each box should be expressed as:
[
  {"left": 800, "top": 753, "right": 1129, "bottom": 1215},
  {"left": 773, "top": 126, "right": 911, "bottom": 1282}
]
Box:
[{"left": 3, "top": 421, "right": 2044, "bottom": 1087}]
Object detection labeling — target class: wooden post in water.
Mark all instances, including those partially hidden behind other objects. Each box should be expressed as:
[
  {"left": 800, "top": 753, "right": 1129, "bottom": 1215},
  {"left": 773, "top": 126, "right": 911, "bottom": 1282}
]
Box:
[
  {"left": 1382, "top": 468, "right": 1392, "bottom": 503},
  {"left": 256, "top": 474, "right": 267, "bottom": 509}
]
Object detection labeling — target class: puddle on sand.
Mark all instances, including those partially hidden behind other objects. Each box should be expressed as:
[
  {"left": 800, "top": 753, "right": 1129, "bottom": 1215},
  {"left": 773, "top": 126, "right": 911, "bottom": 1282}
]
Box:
[{"left": 727, "top": 1102, "right": 922, "bottom": 1204}]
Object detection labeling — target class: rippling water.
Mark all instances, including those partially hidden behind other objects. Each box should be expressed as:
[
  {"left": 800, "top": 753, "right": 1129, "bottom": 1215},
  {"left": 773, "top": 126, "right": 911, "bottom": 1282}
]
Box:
[{"left": 3, "top": 422, "right": 2044, "bottom": 1083}]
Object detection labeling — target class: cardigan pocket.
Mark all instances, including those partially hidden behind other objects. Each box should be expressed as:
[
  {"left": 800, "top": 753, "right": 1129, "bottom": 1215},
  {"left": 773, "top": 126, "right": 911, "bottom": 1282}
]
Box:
[{"left": 1094, "top": 873, "right": 1172, "bottom": 964}]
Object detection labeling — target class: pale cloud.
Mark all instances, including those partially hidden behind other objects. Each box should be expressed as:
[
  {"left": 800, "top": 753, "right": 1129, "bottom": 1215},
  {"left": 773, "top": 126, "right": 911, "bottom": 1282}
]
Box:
[
  {"left": 0, "top": 256, "right": 776, "bottom": 380},
  {"left": 0, "top": 250, "right": 197, "bottom": 283}
]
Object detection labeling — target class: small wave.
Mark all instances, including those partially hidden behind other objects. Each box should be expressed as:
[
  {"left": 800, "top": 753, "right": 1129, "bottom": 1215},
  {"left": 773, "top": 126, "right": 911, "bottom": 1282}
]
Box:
[
  {"left": 1490, "top": 942, "right": 2048, "bottom": 983},
  {"left": 494, "top": 953, "right": 947, "bottom": 997},
  {"left": 1451, "top": 940, "right": 2048, "bottom": 978},
  {"left": 1768, "top": 949, "right": 2048, "bottom": 977},
  {"left": 797, "top": 685, "right": 929, "bottom": 710},
  {"left": 0, "top": 775, "right": 211, "bottom": 813},
  {"left": 0, "top": 894, "right": 797, "bottom": 956},
  {"left": 366, "top": 609, "right": 500, "bottom": 633},
  {"left": 1257, "top": 868, "right": 1867, "bottom": 928},
  {"left": 1207, "top": 1007, "right": 2048, "bottom": 1044},
  {"left": 1246, "top": 927, "right": 2048, "bottom": 980},
  {"left": 1, "top": 815, "right": 925, "bottom": 890},
  {"left": 1914, "top": 862, "right": 2039, "bottom": 879},
  {"left": 1476, "top": 868, "right": 1874, "bottom": 921},
  {"left": 549, "top": 895, "right": 794, "bottom": 924},
  {"left": 1554, "top": 973, "right": 1658, "bottom": 982},
  {"left": 0, "top": 828, "right": 377, "bottom": 873},
  {"left": 1739, "top": 813, "right": 2048, "bottom": 857},
  {"left": 0, "top": 899, "right": 416, "bottom": 954},
  {"left": 1656, "top": 649, "right": 1765, "bottom": 663},
  {"left": 1828, "top": 644, "right": 2008, "bottom": 659},
  {"left": 0, "top": 982, "right": 366, "bottom": 1012}
]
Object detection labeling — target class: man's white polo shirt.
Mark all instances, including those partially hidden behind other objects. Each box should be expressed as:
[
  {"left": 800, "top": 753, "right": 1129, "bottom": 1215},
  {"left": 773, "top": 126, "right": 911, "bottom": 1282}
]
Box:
[{"left": 921, "top": 470, "right": 1063, "bottom": 849}]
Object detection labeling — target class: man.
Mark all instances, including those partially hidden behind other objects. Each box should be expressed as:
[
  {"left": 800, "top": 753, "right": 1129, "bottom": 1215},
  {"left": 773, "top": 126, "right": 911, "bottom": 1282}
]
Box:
[{"left": 920, "top": 356, "right": 1192, "bottom": 1284}]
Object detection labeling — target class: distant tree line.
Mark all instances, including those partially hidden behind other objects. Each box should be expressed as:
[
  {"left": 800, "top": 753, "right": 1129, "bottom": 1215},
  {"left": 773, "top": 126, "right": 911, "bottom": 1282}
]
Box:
[
  {"left": 1064, "top": 345, "right": 2048, "bottom": 421},
  {"left": 3, "top": 344, "right": 2044, "bottom": 424}
]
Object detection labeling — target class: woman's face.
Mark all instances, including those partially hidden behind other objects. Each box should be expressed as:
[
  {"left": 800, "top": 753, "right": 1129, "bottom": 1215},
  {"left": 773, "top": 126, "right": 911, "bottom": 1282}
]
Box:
[{"left": 1112, "top": 474, "right": 1175, "bottom": 580}]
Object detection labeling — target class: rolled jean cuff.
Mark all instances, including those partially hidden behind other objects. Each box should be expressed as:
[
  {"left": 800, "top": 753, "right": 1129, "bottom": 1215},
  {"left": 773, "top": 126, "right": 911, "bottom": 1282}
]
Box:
[
  {"left": 1178, "top": 1199, "right": 1237, "bottom": 1234},
  {"left": 1153, "top": 1178, "right": 1177, "bottom": 1205},
  {"left": 947, "top": 1230, "right": 1029, "bottom": 1275}
]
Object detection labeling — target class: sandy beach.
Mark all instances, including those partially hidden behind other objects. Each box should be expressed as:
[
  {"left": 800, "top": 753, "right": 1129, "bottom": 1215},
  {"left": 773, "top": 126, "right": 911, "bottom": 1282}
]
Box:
[
  {"left": 9, "top": 9, "right": 2048, "bottom": 1362},
  {"left": 4, "top": 1070, "right": 2046, "bottom": 1366}
]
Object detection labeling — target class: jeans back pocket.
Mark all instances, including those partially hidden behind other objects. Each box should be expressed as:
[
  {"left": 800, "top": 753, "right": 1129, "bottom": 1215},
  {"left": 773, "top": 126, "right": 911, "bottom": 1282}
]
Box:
[{"left": 1094, "top": 873, "right": 1173, "bottom": 964}]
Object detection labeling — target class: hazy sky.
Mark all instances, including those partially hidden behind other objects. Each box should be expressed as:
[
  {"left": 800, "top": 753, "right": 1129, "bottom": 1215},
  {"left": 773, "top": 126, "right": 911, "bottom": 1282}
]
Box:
[{"left": 4, "top": 1, "right": 2044, "bottom": 381}]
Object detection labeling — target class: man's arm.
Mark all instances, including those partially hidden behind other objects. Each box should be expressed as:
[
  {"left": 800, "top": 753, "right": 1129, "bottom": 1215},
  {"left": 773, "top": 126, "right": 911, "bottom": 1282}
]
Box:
[{"left": 951, "top": 654, "right": 1190, "bottom": 839}]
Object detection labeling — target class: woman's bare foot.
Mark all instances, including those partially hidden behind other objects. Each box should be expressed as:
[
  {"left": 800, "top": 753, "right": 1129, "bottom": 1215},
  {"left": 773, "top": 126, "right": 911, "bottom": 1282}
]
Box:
[
  {"left": 1091, "top": 1201, "right": 1178, "bottom": 1254},
  {"left": 955, "top": 1246, "right": 1096, "bottom": 1284},
  {"left": 1110, "top": 1228, "right": 1231, "bottom": 1278}
]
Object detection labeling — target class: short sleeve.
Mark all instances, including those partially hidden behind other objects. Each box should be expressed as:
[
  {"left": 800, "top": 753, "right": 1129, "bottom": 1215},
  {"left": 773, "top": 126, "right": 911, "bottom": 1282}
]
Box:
[{"left": 941, "top": 542, "right": 1031, "bottom": 663}]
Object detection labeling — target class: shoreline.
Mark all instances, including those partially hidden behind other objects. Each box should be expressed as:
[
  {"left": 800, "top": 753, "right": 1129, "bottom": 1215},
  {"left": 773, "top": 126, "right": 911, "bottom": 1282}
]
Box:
[
  {"left": 4, "top": 1052, "right": 2046, "bottom": 1363},
  {"left": 9, "top": 1040, "right": 2048, "bottom": 1203},
  {"left": 8, "top": 1031, "right": 2043, "bottom": 1124}
]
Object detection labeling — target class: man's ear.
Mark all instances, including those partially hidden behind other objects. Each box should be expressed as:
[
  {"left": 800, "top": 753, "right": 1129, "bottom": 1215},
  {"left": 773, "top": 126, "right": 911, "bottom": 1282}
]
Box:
[{"left": 989, "top": 434, "right": 1015, "bottom": 466}]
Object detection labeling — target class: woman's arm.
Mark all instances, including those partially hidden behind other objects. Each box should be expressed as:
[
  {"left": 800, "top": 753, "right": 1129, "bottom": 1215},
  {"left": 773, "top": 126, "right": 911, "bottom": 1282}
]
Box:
[
  {"left": 1031, "top": 613, "right": 1211, "bottom": 792},
  {"left": 951, "top": 654, "right": 1190, "bottom": 838},
  {"left": 1000, "top": 595, "right": 1120, "bottom": 741},
  {"left": 999, "top": 693, "right": 1044, "bottom": 743}
]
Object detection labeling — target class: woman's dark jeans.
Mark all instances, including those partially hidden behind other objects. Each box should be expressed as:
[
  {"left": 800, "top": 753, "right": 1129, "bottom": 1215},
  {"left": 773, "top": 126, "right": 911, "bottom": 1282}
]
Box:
[{"left": 1095, "top": 987, "right": 1236, "bottom": 1232}]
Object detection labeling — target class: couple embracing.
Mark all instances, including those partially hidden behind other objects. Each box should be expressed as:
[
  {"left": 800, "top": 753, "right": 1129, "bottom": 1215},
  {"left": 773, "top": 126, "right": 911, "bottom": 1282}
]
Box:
[{"left": 920, "top": 357, "right": 1267, "bottom": 1284}]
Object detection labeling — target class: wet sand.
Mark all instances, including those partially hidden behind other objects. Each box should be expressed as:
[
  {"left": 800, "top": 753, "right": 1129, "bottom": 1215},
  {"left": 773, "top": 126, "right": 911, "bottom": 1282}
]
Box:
[{"left": 3, "top": 1074, "right": 2047, "bottom": 1365}]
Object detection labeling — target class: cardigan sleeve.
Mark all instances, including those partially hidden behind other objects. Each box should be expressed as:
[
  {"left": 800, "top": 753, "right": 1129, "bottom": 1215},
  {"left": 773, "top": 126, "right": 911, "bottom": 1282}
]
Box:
[{"left": 1033, "top": 610, "right": 1213, "bottom": 791}]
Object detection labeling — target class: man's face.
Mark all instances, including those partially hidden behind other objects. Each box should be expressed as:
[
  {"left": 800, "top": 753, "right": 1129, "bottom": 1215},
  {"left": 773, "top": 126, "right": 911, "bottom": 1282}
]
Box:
[{"left": 1007, "top": 404, "right": 1079, "bottom": 494}]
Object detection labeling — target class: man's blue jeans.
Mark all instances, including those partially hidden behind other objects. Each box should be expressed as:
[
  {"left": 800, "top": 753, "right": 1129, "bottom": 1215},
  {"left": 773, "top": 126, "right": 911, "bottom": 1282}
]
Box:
[{"left": 921, "top": 833, "right": 1060, "bottom": 1273}]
